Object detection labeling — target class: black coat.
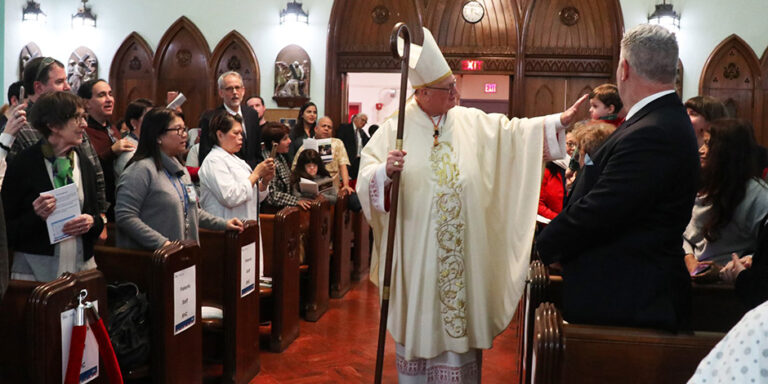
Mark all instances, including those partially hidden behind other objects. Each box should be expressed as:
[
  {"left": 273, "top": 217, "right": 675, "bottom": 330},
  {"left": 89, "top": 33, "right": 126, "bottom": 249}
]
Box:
[
  {"left": 537, "top": 93, "right": 700, "bottom": 331},
  {"left": 198, "top": 105, "right": 263, "bottom": 168},
  {"left": 335, "top": 122, "right": 370, "bottom": 179},
  {"left": 2, "top": 140, "right": 104, "bottom": 258}
]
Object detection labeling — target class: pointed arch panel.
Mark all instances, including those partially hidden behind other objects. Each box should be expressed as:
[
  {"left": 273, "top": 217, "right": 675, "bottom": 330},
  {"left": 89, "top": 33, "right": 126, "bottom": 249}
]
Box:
[
  {"left": 109, "top": 32, "right": 155, "bottom": 120},
  {"left": 700, "top": 34, "right": 762, "bottom": 143},
  {"left": 154, "top": 16, "right": 212, "bottom": 128},
  {"left": 210, "top": 30, "right": 260, "bottom": 106}
]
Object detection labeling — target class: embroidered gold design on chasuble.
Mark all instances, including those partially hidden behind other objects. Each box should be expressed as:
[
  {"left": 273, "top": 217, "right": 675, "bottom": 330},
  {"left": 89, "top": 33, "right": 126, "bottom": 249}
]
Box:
[{"left": 430, "top": 141, "right": 467, "bottom": 338}]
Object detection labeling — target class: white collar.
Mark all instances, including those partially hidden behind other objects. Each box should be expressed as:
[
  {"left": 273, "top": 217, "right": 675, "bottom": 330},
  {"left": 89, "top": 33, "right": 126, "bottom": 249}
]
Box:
[
  {"left": 625, "top": 90, "right": 676, "bottom": 121},
  {"left": 224, "top": 104, "right": 241, "bottom": 116}
]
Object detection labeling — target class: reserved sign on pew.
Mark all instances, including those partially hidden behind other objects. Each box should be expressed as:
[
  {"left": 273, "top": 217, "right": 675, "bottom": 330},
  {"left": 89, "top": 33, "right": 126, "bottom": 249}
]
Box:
[
  {"left": 174, "top": 266, "right": 196, "bottom": 335},
  {"left": 241, "top": 243, "right": 256, "bottom": 297}
]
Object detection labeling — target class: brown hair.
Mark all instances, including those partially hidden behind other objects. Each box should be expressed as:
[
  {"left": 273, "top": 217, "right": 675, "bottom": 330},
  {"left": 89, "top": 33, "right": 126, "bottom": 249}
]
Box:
[
  {"left": 262, "top": 121, "right": 290, "bottom": 148},
  {"left": 571, "top": 121, "right": 617, "bottom": 157},
  {"left": 685, "top": 95, "right": 728, "bottom": 122},
  {"left": 588, "top": 84, "right": 623, "bottom": 114},
  {"left": 28, "top": 91, "right": 84, "bottom": 137}
]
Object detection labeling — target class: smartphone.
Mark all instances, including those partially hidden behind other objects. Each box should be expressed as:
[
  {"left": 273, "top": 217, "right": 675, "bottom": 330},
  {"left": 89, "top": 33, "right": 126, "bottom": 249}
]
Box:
[
  {"left": 269, "top": 142, "right": 278, "bottom": 158},
  {"left": 18, "top": 85, "right": 25, "bottom": 103},
  {"left": 691, "top": 263, "right": 711, "bottom": 276}
]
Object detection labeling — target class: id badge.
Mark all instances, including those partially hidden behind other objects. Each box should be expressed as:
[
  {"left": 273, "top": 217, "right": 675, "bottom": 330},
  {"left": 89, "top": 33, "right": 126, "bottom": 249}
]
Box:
[{"left": 185, "top": 184, "right": 198, "bottom": 203}]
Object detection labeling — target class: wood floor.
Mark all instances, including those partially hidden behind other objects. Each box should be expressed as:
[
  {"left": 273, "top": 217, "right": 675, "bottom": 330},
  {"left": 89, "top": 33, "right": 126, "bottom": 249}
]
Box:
[{"left": 253, "top": 279, "right": 521, "bottom": 383}]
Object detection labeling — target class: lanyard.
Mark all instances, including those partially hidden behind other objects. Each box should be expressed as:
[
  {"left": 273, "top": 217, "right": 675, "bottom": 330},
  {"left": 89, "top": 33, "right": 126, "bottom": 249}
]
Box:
[{"left": 164, "top": 169, "right": 190, "bottom": 236}]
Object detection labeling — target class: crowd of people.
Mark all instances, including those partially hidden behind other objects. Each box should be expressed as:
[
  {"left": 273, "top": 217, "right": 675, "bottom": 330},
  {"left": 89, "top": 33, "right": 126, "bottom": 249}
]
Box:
[
  {"left": 2, "top": 23, "right": 768, "bottom": 383},
  {"left": 0, "top": 64, "right": 377, "bottom": 299}
]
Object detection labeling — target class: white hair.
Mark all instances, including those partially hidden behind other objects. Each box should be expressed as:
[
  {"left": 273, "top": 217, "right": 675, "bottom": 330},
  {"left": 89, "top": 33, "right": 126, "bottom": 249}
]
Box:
[{"left": 217, "top": 71, "right": 243, "bottom": 89}]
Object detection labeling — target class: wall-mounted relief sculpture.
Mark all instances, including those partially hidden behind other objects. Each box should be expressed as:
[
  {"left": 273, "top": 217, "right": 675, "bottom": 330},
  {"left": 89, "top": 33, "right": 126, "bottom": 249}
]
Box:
[
  {"left": 67, "top": 46, "right": 98, "bottom": 94},
  {"left": 19, "top": 42, "right": 42, "bottom": 79},
  {"left": 273, "top": 44, "right": 310, "bottom": 108}
]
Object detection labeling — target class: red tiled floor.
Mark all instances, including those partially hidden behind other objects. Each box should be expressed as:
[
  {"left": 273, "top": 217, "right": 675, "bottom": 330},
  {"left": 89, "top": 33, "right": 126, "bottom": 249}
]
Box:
[{"left": 253, "top": 279, "right": 520, "bottom": 383}]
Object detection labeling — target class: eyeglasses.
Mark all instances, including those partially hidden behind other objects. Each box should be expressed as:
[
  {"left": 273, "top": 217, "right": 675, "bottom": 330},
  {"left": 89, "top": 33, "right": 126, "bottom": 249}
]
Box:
[
  {"left": 34, "top": 57, "right": 57, "bottom": 82},
  {"left": 425, "top": 82, "right": 458, "bottom": 94},
  {"left": 165, "top": 125, "right": 188, "bottom": 136},
  {"left": 72, "top": 112, "right": 89, "bottom": 123},
  {"left": 223, "top": 85, "right": 244, "bottom": 93}
]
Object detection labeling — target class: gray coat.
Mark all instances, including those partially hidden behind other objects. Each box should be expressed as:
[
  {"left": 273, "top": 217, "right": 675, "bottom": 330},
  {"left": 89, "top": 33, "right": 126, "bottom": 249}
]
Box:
[{"left": 115, "top": 152, "right": 227, "bottom": 250}]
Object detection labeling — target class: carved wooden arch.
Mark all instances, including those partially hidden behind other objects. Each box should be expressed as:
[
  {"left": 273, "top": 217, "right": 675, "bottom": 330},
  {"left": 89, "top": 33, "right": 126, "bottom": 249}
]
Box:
[
  {"left": 521, "top": 0, "right": 622, "bottom": 73},
  {"left": 700, "top": 34, "right": 763, "bottom": 143},
  {"left": 154, "top": 16, "right": 212, "bottom": 128},
  {"left": 422, "top": 0, "right": 520, "bottom": 73},
  {"left": 325, "top": 0, "right": 424, "bottom": 127},
  {"left": 517, "top": 0, "right": 622, "bottom": 117},
  {"left": 109, "top": 32, "right": 155, "bottom": 120},
  {"left": 210, "top": 30, "right": 260, "bottom": 107}
]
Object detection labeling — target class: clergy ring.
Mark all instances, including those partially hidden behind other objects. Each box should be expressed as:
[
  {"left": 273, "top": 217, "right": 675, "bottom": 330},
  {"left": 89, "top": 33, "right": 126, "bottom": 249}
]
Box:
[{"left": 394, "top": 161, "right": 400, "bottom": 167}]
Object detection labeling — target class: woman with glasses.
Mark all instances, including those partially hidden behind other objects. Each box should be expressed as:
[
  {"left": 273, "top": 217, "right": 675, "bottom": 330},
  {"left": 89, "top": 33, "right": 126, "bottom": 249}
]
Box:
[
  {"left": 1, "top": 92, "right": 103, "bottom": 282},
  {"left": 115, "top": 107, "right": 243, "bottom": 250}
]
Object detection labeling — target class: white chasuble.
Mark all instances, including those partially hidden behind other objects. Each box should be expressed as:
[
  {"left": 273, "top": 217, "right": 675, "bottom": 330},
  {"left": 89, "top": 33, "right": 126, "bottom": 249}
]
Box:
[{"left": 358, "top": 99, "right": 562, "bottom": 360}]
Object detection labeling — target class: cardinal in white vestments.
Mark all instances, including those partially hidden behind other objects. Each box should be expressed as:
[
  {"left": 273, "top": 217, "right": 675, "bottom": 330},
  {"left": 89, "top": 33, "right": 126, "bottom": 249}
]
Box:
[{"left": 357, "top": 27, "right": 587, "bottom": 383}]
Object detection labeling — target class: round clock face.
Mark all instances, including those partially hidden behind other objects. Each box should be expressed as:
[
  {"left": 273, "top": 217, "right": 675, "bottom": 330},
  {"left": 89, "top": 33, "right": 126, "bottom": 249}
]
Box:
[{"left": 462, "top": 1, "right": 485, "bottom": 24}]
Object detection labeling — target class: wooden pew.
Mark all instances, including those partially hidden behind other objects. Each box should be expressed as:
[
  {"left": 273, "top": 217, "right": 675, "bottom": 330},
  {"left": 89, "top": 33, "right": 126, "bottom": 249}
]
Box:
[
  {"left": 0, "top": 269, "right": 108, "bottom": 384},
  {"left": 351, "top": 210, "right": 371, "bottom": 281},
  {"left": 331, "top": 194, "right": 353, "bottom": 298},
  {"left": 520, "top": 261, "right": 748, "bottom": 384},
  {"left": 259, "top": 207, "right": 301, "bottom": 352},
  {"left": 198, "top": 220, "right": 261, "bottom": 384},
  {"left": 94, "top": 241, "right": 202, "bottom": 384},
  {"left": 531, "top": 302, "right": 722, "bottom": 384},
  {"left": 299, "top": 197, "right": 331, "bottom": 321}
]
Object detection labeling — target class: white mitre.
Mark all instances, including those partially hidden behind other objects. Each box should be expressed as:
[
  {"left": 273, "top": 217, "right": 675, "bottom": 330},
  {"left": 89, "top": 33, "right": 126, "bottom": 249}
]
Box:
[{"left": 398, "top": 27, "right": 452, "bottom": 88}]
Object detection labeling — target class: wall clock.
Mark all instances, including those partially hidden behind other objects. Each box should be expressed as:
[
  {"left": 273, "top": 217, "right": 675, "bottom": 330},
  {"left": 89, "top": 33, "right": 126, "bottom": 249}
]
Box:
[{"left": 462, "top": 1, "right": 485, "bottom": 24}]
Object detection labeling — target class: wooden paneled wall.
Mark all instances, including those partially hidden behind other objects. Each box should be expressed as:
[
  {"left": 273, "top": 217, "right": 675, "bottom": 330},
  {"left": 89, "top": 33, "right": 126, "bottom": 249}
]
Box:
[
  {"left": 110, "top": 17, "right": 260, "bottom": 129},
  {"left": 325, "top": 0, "right": 624, "bottom": 126}
]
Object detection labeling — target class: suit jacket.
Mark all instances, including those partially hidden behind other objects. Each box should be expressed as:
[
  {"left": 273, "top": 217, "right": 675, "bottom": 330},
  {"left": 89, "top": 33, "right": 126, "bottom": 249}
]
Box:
[
  {"left": 335, "top": 122, "right": 370, "bottom": 179},
  {"left": 198, "top": 105, "right": 263, "bottom": 169},
  {"left": 536, "top": 92, "right": 700, "bottom": 331},
  {"left": 2, "top": 140, "right": 104, "bottom": 258}
]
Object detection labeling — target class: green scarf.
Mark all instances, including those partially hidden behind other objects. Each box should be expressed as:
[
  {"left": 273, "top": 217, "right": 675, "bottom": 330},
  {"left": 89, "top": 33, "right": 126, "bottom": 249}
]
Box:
[{"left": 41, "top": 140, "right": 75, "bottom": 188}]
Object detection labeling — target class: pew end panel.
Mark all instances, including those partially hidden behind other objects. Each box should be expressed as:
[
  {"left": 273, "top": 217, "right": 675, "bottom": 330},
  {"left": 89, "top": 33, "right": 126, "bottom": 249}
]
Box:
[
  {"left": 95, "top": 241, "right": 203, "bottom": 384},
  {"left": 259, "top": 207, "right": 301, "bottom": 352},
  {"left": 351, "top": 210, "right": 371, "bottom": 281},
  {"left": 331, "top": 194, "right": 353, "bottom": 298},
  {"left": 302, "top": 197, "right": 331, "bottom": 322},
  {"left": 224, "top": 221, "right": 261, "bottom": 383}
]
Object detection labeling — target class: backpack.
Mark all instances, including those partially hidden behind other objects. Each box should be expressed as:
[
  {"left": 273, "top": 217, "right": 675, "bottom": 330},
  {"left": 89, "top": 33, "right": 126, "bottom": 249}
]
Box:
[{"left": 107, "top": 282, "right": 151, "bottom": 371}]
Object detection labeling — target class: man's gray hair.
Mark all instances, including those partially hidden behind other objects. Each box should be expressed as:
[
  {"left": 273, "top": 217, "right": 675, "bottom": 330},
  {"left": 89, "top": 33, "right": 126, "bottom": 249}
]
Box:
[
  {"left": 217, "top": 71, "right": 243, "bottom": 89},
  {"left": 621, "top": 24, "right": 678, "bottom": 84}
]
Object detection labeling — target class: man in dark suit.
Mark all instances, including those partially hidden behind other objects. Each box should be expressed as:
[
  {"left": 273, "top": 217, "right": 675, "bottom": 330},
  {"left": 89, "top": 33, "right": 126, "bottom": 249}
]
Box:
[
  {"left": 536, "top": 24, "right": 700, "bottom": 331},
  {"left": 335, "top": 113, "right": 369, "bottom": 180},
  {"left": 198, "top": 71, "right": 262, "bottom": 168}
]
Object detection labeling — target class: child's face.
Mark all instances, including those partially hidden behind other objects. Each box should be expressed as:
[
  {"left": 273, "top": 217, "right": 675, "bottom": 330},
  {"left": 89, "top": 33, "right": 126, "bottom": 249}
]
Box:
[
  {"left": 565, "top": 133, "right": 577, "bottom": 157},
  {"left": 589, "top": 98, "right": 614, "bottom": 120},
  {"left": 305, "top": 162, "right": 318, "bottom": 177}
]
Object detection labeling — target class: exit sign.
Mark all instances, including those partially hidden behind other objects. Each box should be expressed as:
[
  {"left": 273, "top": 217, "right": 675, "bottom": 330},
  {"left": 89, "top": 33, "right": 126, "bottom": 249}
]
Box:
[
  {"left": 461, "top": 60, "right": 484, "bottom": 71},
  {"left": 484, "top": 83, "right": 497, "bottom": 93}
]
